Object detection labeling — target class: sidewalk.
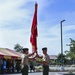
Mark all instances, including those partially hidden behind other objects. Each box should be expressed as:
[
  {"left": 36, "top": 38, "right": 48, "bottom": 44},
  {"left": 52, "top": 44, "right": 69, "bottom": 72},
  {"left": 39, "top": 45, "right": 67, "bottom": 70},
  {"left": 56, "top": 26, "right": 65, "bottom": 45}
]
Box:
[
  {"left": 0, "top": 72, "right": 68, "bottom": 75},
  {"left": 1, "top": 71, "right": 75, "bottom": 75}
]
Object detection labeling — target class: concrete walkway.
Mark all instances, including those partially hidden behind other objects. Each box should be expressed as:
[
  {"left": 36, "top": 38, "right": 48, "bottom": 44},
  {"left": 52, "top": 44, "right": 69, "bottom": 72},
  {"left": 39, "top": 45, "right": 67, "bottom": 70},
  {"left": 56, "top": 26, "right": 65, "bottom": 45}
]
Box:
[
  {"left": 1, "top": 72, "right": 75, "bottom": 75},
  {"left": 0, "top": 72, "right": 60, "bottom": 75}
]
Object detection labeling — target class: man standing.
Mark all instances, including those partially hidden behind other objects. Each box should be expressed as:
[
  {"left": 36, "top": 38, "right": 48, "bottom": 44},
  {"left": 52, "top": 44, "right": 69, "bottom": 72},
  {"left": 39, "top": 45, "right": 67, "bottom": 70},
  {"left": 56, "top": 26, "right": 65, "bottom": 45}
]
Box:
[
  {"left": 42, "top": 47, "right": 50, "bottom": 75},
  {"left": 21, "top": 48, "right": 35, "bottom": 75}
]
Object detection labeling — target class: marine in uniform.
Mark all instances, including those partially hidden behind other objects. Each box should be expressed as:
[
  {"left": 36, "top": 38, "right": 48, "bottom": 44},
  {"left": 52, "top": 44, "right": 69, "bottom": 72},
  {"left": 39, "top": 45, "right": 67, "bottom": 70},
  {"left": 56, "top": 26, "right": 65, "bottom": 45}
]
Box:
[
  {"left": 21, "top": 48, "right": 35, "bottom": 75},
  {"left": 42, "top": 47, "right": 50, "bottom": 75}
]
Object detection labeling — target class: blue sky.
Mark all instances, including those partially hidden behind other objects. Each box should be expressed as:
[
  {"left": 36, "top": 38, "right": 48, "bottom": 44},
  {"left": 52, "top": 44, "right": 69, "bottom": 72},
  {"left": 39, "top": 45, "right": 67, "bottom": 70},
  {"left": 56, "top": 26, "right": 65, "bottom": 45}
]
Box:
[{"left": 0, "top": 0, "right": 75, "bottom": 55}]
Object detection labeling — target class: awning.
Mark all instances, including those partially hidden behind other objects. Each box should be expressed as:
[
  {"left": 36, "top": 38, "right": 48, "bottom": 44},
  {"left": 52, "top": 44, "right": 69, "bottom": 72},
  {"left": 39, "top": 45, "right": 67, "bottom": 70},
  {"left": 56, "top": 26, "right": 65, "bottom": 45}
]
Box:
[{"left": 0, "top": 48, "right": 22, "bottom": 59}]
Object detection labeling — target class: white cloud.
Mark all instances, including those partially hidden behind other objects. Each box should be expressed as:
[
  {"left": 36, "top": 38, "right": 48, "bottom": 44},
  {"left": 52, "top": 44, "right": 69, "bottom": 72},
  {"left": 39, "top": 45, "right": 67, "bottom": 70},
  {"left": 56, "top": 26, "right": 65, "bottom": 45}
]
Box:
[
  {"left": 0, "top": 0, "right": 32, "bottom": 27},
  {"left": 0, "top": 0, "right": 75, "bottom": 55}
]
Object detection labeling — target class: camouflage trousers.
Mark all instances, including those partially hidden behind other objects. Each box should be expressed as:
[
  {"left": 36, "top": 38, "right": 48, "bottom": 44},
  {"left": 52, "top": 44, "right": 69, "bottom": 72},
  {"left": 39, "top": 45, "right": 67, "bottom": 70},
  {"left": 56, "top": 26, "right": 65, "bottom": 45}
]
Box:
[
  {"left": 43, "top": 65, "right": 49, "bottom": 75},
  {"left": 21, "top": 65, "right": 28, "bottom": 75}
]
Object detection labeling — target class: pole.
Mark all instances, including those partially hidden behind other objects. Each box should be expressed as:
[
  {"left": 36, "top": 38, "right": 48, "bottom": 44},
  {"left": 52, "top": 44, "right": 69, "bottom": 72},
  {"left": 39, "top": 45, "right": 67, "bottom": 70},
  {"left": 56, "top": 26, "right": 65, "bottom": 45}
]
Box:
[{"left": 60, "top": 19, "right": 65, "bottom": 70}]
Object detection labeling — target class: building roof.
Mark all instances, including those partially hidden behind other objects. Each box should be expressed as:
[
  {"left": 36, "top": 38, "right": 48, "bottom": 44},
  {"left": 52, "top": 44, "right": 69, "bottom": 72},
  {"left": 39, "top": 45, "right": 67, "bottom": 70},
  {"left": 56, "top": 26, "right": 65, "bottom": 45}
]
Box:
[
  {"left": 0, "top": 48, "right": 22, "bottom": 59},
  {"left": 49, "top": 55, "right": 57, "bottom": 59}
]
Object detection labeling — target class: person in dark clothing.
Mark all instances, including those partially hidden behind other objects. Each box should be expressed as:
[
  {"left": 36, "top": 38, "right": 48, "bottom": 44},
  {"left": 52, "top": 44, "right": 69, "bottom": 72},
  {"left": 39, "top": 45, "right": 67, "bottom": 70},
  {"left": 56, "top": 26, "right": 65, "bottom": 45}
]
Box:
[
  {"left": 30, "top": 61, "right": 35, "bottom": 72},
  {"left": 6, "top": 59, "right": 12, "bottom": 73},
  {"left": 2, "top": 59, "right": 7, "bottom": 74},
  {"left": 16, "top": 61, "right": 20, "bottom": 73},
  {"left": 11, "top": 61, "right": 14, "bottom": 73}
]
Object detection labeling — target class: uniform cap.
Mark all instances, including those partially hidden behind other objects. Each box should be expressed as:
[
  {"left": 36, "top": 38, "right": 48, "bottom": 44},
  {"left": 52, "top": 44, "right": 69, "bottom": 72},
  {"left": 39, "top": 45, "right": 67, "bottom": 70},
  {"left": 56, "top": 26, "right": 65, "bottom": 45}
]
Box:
[
  {"left": 42, "top": 47, "right": 47, "bottom": 51},
  {"left": 22, "top": 48, "right": 29, "bottom": 52}
]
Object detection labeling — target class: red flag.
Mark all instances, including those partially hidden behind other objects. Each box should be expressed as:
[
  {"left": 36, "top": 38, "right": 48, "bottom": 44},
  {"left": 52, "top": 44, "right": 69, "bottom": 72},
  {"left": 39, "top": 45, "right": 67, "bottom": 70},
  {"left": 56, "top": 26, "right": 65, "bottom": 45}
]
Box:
[{"left": 30, "top": 3, "right": 38, "bottom": 52}]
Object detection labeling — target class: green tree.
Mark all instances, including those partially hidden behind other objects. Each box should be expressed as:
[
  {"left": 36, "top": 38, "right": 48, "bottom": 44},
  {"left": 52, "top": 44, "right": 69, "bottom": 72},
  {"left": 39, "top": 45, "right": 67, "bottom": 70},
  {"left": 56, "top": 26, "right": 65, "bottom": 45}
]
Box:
[
  {"left": 65, "top": 38, "right": 75, "bottom": 60},
  {"left": 57, "top": 53, "right": 67, "bottom": 65},
  {"left": 14, "top": 43, "right": 23, "bottom": 53}
]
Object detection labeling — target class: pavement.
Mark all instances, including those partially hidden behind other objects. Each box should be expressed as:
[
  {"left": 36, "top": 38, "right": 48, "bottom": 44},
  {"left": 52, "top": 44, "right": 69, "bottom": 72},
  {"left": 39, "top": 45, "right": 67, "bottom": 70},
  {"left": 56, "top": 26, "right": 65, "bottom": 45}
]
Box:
[
  {"left": 1, "top": 65, "right": 75, "bottom": 75},
  {"left": 0, "top": 72, "right": 68, "bottom": 75},
  {"left": 0, "top": 73, "right": 58, "bottom": 75}
]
